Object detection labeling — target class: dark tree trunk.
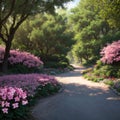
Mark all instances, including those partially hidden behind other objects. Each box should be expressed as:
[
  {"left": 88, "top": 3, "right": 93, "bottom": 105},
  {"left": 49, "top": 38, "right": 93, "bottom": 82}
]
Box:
[{"left": 2, "top": 41, "right": 12, "bottom": 73}]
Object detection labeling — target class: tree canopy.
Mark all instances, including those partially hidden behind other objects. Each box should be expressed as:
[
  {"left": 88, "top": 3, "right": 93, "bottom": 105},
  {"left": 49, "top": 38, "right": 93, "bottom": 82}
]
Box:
[
  {"left": 0, "top": 0, "right": 72, "bottom": 72},
  {"left": 93, "top": 0, "right": 120, "bottom": 28},
  {"left": 13, "top": 13, "right": 74, "bottom": 58},
  {"left": 69, "top": 0, "right": 110, "bottom": 63}
]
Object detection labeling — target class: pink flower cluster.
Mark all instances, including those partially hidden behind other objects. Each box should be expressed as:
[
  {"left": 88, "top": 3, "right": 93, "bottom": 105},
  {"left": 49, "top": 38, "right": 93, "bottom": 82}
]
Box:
[
  {"left": 0, "top": 74, "right": 58, "bottom": 96},
  {"left": 0, "top": 87, "right": 28, "bottom": 114},
  {"left": 101, "top": 40, "right": 120, "bottom": 64},
  {"left": 0, "top": 46, "right": 43, "bottom": 68}
]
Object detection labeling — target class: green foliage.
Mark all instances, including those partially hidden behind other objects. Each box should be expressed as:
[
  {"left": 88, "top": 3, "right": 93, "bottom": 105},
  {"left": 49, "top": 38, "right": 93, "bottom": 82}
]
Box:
[
  {"left": 0, "top": 0, "right": 72, "bottom": 72},
  {"left": 0, "top": 104, "right": 29, "bottom": 120},
  {"left": 104, "top": 80, "right": 114, "bottom": 87},
  {"left": 42, "top": 55, "right": 69, "bottom": 68},
  {"left": 84, "top": 72, "right": 104, "bottom": 82},
  {"left": 93, "top": 0, "right": 120, "bottom": 28},
  {"left": 68, "top": 0, "right": 112, "bottom": 64},
  {"left": 34, "top": 83, "right": 61, "bottom": 97},
  {"left": 8, "top": 64, "right": 42, "bottom": 74},
  {"left": 101, "top": 31, "right": 120, "bottom": 45},
  {"left": 12, "top": 13, "right": 74, "bottom": 66},
  {"left": 93, "top": 60, "right": 120, "bottom": 78},
  {"left": 81, "top": 68, "right": 93, "bottom": 74}
]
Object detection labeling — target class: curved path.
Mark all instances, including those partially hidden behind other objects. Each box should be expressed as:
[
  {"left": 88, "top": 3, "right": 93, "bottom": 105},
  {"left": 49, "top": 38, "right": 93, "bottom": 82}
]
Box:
[{"left": 32, "top": 66, "right": 120, "bottom": 120}]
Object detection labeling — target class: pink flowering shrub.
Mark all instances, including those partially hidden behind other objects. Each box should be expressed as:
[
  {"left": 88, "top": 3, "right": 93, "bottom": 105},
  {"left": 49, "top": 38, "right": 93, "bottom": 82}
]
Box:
[
  {"left": 0, "top": 46, "right": 43, "bottom": 68},
  {"left": 101, "top": 40, "right": 120, "bottom": 64},
  {"left": 93, "top": 40, "right": 120, "bottom": 78},
  {"left": 0, "top": 87, "right": 28, "bottom": 120},
  {"left": 0, "top": 74, "right": 59, "bottom": 96}
]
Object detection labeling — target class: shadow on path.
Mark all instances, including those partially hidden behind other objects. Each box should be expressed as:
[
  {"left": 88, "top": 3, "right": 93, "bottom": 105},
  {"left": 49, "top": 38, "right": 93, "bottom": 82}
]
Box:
[{"left": 32, "top": 66, "right": 120, "bottom": 120}]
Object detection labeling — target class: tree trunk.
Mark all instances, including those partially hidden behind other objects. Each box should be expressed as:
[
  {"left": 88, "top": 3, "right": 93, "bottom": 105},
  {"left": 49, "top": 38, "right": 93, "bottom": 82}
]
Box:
[{"left": 2, "top": 41, "right": 11, "bottom": 73}]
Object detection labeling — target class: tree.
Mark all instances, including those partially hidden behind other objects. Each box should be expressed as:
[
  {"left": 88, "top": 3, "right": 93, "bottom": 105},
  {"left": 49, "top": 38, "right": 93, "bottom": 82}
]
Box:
[
  {"left": 68, "top": 0, "right": 111, "bottom": 63},
  {"left": 12, "top": 12, "right": 74, "bottom": 60},
  {"left": 93, "top": 0, "right": 120, "bottom": 28},
  {"left": 0, "top": 0, "right": 72, "bottom": 72}
]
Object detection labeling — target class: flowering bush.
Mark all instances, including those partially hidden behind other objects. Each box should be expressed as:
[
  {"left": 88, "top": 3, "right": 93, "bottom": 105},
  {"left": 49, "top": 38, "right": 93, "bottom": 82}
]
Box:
[
  {"left": 0, "top": 74, "right": 59, "bottom": 96},
  {"left": 101, "top": 40, "right": 120, "bottom": 64},
  {"left": 0, "top": 46, "right": 43, "bottom": 68},
  {"left": 0, "top": 87, "right": 28, "bottom": 120}
]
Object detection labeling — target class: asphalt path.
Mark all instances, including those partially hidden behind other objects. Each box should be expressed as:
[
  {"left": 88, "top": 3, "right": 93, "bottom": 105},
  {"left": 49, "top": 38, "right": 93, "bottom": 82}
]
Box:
[{"left": 32, "top": 66, "right": 120, "bottom": 120}]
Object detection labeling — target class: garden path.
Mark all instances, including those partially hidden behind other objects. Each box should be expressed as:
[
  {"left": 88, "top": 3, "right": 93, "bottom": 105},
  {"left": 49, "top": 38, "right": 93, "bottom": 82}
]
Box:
[{"left": 32, "top": 65, "right": 120, "bottom": 120}]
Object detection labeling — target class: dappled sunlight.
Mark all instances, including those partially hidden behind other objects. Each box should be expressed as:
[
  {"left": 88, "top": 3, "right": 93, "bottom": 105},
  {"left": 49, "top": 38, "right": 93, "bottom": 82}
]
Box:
[
  {"left": 33, "top": 82, "right": 120, "bottom": 120},
  {"left": 106, "top": 97, "right": 120, "bottom": 101},
  {"left": 33, "top": 66, "right": 120, "bottom": 120},
  {"left": 89, "top": 92, "right": 103, "bottom": 96},
  {"left": 62, "top": 83, "right": 110, "bottom": 96}
]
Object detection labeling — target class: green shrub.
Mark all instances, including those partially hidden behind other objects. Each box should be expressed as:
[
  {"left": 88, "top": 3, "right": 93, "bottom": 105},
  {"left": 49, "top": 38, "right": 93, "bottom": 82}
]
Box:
[
  {"left": 104, "top": 80, "right": 114, "bottom": 86},
  {"left": 81, "top": 68, "right": 93, "bottom": 74},
  {"left": 43, "top": 55, "right": 69, "bottom": 69},
  {"left": 93, "top": 61, "right": 120, "bottom": 78},
  {"left": 8, "top": 64, "right": 41, "bottom": 74},
  {"left": 34, "top": 83, "right": 61, "bottom": 97}
]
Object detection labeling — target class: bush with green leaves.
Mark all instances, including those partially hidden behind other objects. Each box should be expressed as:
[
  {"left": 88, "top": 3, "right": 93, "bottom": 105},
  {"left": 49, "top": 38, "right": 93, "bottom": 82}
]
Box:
[
  {"left": 42, "top": 55, "right": 69, "bottom": 69},
  {"left": 93, "top": 60, "right": 120, "bottom": 78}
]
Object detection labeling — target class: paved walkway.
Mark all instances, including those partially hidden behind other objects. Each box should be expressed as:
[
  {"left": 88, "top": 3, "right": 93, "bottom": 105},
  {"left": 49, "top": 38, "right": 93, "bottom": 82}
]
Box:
[{"left": 32, "top": 66, "right": 120, "bottom": 120}]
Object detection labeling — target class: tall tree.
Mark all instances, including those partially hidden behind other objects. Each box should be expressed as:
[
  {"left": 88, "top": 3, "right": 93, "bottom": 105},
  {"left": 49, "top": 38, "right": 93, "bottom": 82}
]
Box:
[
  {"left": 0, "top": 0, "right": 72, "bottom": 72},
  {"left": 93, "top": 0, "right": 120, "bottom": 28},
  {"left": 68, "top": 0, "right": 110, "bottom": 63},
  {"left": 12, "top": 12, "right": 74, "bottom": 60}
]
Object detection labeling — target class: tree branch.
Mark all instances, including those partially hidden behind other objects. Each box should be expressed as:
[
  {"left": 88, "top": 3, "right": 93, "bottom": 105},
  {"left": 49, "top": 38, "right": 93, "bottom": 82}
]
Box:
[
  {"left": 3, "top": 24, "right": 9, "bottom": 37},
  {"left": 14, "top": 14, "right": 29, "bottom": 30},
  {"left": 0, "top": 33, "right": 6, "bottom": 43},
  {"left": 0, "top": 0, "right": 15, "bottom": 24}
]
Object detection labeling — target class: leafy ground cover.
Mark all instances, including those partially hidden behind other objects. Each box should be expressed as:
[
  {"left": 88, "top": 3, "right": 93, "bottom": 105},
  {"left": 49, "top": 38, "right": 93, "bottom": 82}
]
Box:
[{"left": 83, "top": 69, "right": 120, "bottom": 94}]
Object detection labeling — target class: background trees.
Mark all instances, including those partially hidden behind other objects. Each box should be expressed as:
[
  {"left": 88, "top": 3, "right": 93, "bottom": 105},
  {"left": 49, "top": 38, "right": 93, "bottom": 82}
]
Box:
[
  {"left": 0, "top": 0, "right": 72, "bottom": 72},
  {"left": 93, "top": 0, "right": 120, "bottom": 28},
  {"left": 68, "top": 0, "right": 120, "bottom": 65},
  {"left": 12, "top": 12, "right": 74, "bottom": 68},
  {"left": 1, "top": 0, "right": 120, "bottom": 71}
]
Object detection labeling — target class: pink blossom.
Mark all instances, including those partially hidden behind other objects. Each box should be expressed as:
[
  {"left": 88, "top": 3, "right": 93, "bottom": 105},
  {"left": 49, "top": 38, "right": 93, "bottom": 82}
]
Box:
[
  {"left": 14, "top": 97, "right": 20, "bottom": 102},
  {"left": 0, "top": 74, "right": 58, "bottom": 96},
  {"left": 21, "top": 92, "right": 27, "bottom": 99},
  {"left": 101, "top": 40, "right": 120, "bottom": 64},
  {"left": 1, "top": 101, "right": 5, "bottom": 107},
  {"left": 12, "top": 103, "right": 19, "bottom": 109},
  {"left": 2, "top": 95, "right": 7, "bottom": 100},
  {"left": 5, "top": 102, "right": 10, "bottom": 107},
  {"left": 0, "top": 46, "right": 43, "bottom": 68},
  {"left": 0, "top": 87, "right": 28, "bottom": 114},
  {"left": 2, "top": 108, "right": 8, "bottom": 114},
  {"left": 22, "top": 100, "right": 28, "bottom": 105}
]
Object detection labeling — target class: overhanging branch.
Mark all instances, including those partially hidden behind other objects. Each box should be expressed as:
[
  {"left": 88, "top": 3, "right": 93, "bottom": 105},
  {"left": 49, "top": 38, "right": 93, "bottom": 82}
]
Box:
[{"left": 0, "top": 0, "right": 15, "bottom": 25}]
